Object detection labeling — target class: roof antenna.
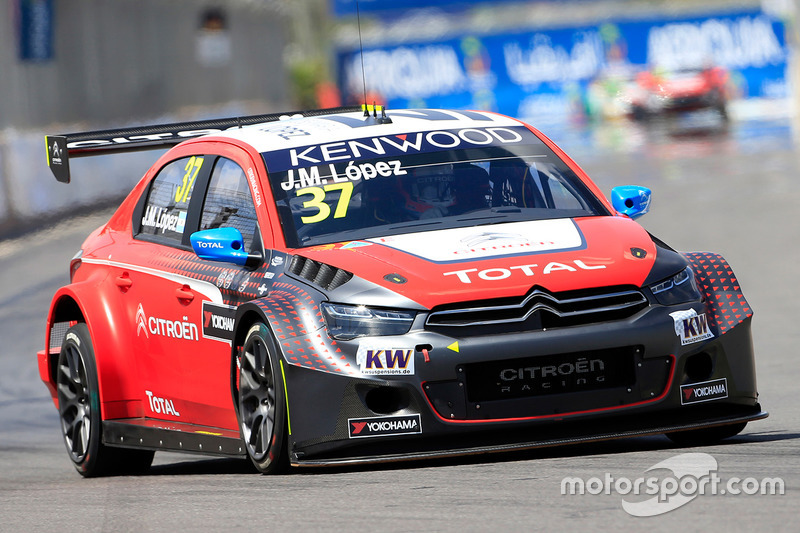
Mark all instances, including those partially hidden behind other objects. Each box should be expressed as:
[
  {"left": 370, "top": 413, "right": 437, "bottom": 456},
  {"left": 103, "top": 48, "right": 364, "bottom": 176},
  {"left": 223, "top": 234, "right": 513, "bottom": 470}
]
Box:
[
  {"left": 355, "top": 2, "right": 391, "bottom": 124},
  {"left": 356, "top": 1, "right": 369, "bottom": 117}
]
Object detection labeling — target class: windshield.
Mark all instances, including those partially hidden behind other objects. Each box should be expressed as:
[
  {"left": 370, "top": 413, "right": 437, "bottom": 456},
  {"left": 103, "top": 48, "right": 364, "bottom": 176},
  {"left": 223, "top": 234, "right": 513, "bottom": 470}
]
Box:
[{"left": 263, "top": 125, "right": 609, "bottom": 248}]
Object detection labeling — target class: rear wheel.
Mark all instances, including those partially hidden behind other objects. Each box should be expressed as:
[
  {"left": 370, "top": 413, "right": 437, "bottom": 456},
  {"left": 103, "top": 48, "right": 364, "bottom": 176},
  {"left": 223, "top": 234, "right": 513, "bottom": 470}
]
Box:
[
  {"left": 57, "top": 323, "right": 154, "bottom": 477},
  {"left": 665, "top": 422, "right": 746, "bottom": 446},
  {"left": 237, "top": 323, "right": 289, "bottom": 474}
]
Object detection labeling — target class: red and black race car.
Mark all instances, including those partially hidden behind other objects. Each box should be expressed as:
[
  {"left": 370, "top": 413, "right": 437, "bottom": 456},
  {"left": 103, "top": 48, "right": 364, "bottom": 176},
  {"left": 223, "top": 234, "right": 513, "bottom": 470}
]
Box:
[
  {"left": 39, "top": 106, "right": 765, "bottom": 476},
  {"left": 629, "top": 66, "right": 730, "bottom": 121}
]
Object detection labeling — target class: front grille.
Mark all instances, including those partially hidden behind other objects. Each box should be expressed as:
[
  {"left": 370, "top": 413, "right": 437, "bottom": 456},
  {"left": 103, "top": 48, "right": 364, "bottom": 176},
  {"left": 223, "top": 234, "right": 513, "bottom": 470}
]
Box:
[
  {"left": 426, "top": 285, "right": 647, "bottom": 332},
  {"left": 288, "top": 255, "right": 353, "bottom": 291},
  {"left": 464, "top": 346, "right": 637, "bottom": 402}
]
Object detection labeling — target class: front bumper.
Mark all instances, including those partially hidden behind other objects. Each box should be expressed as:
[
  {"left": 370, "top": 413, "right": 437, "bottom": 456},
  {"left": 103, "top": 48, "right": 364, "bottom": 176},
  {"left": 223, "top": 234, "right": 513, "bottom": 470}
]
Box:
[
  {"left": 293, "top": 404, "right": 767, "bottom": 467},
  {"left": 281, "top": 302, "right": 760, "bottom": 464}
]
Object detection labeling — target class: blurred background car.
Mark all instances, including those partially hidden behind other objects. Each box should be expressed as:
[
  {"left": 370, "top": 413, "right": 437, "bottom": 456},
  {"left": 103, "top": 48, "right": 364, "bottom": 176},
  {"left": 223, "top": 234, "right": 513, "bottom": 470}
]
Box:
[{"left": 629, "top": 66, "right": 730, "bottom": 121}]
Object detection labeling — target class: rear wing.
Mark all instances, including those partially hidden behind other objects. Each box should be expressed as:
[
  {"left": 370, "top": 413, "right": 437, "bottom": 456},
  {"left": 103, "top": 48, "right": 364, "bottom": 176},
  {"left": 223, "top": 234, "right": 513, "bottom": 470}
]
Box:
[{"left": 45, "top": 105, "right": 364, "bottom": 183}]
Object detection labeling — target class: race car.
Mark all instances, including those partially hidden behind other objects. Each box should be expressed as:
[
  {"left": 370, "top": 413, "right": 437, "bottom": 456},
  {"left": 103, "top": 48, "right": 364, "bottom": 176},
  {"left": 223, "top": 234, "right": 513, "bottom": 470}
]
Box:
[
  {"left": 39, "top": 105, "right": 766, "bottom": 476},
  {"left": 629, "top": 66, "right": 730, "bottom": 121}
]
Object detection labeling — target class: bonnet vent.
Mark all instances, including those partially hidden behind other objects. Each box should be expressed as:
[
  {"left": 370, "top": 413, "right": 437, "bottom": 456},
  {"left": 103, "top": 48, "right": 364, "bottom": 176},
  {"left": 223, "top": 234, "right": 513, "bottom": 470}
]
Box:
[{"left": 288, "top": 256, "right": 353, "bottom": 291}]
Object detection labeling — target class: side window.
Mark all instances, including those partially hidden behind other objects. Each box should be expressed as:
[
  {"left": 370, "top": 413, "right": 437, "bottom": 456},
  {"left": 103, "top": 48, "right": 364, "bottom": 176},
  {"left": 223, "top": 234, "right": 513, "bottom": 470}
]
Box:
[
  {"left": 528, "top": 163, "right": 590, "bottom": 211},
  {"left": 200, "top": 157, "right": 260, "bottom": 253},
  {"left": 139, "top": 156, "right": 205, "bottom": 244}
]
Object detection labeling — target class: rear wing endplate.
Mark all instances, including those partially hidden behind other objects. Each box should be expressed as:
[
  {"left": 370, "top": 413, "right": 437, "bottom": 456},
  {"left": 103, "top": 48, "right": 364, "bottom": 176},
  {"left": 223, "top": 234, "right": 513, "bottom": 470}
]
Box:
[{"left": 45, "top": 105, "right": 364, "bottom": 183}]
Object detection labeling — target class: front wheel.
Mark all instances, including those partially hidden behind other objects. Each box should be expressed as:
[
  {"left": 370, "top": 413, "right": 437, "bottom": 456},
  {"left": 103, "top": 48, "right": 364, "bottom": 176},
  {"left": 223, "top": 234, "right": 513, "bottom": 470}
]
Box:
[
  {"left": 57, "top": 323, "right": 154, "bottom": 477},
  {"left": 237, "top": 323, "right": 289, "bottom": 474}
]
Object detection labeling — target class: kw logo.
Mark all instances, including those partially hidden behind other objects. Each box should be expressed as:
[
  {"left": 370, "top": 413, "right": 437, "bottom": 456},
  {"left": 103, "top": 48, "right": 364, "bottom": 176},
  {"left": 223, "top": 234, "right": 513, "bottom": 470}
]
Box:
[
  {"left": 670, "top": 310, "right": 714, "bottom": 346},
  {"left": 356, "top": 347, "right": 415, "bottom": 376}
]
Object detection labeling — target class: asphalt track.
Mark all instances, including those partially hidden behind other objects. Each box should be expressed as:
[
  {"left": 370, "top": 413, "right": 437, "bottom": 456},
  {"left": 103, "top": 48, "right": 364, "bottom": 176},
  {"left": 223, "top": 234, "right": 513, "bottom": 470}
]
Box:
[{"left": 1, "top": 117, "right": 797, "bottom": 532}]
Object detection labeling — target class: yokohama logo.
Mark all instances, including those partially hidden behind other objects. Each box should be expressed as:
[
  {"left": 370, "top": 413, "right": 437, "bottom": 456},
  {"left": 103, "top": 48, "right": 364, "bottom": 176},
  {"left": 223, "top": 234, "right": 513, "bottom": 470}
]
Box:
[
  {"left": 202, "top": 302, "right": 237, "bottom": 343},
  {"left": 680, "top": 378, "right": 728, "bottom": 405},
  {"left": 348, "top": 414, "right": 422, "bottom": 439}
]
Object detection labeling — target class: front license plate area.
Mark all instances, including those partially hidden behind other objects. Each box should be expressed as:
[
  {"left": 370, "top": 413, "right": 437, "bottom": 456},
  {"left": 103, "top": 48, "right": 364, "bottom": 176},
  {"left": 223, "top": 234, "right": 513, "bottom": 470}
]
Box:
[{"left": 464, "top": 347, "right": 638, "bottom": 403}]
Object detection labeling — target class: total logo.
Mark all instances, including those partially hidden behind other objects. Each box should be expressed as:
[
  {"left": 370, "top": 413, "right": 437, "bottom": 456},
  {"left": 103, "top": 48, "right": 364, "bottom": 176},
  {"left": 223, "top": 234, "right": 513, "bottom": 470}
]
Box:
[
  {"left": 348, "top": 414, "right": 422, "bottom": 439},
  {"left": 136, "top": 303, "right": 199, "bottom": 341},
  {"left": 145, "top": 390, "right": 181, "bottom": 417},
  {"left": 195, "top": 241, "right": 223, "bottom": 249},
  {"left": 443, "top": 259, "right": 606, "bottom": 284}
]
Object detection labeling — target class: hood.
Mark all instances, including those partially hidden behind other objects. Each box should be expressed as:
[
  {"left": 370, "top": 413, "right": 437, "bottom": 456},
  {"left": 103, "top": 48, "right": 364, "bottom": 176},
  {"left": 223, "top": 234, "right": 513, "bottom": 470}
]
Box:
[
  {"left": 659, "top": 76, "right": 709, "bottom": 97},
  {"left": 297, "top": 216, "right": 656, "bottom": 309}
]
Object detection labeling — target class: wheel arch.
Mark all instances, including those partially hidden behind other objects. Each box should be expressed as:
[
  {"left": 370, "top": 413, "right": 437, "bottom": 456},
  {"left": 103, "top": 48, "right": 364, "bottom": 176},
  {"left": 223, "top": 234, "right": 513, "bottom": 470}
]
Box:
[
  {"left": 681, "top": 251, "right": 753, "bottom": 336},
  {"left": 40, "top": 291, "right": 86, "bottom": 404},
  {"left": 43, "top": 283, "right": 141, "bottom": 418},
  {"left": 233, "top": 304, "right": 269, "bottom": 353},
  {"left": 229, "top": 304, "right": 272, "bottom": 407}
]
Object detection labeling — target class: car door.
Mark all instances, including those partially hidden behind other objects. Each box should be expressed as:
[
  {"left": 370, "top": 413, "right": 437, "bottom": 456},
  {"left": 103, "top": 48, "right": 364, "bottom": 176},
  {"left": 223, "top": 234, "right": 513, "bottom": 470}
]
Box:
[
  {"left": 114, "top": 154, "right": 214, "bottom": 424},
  {"left": 179, "top": 155, "right": 267, "bottom": 429}
]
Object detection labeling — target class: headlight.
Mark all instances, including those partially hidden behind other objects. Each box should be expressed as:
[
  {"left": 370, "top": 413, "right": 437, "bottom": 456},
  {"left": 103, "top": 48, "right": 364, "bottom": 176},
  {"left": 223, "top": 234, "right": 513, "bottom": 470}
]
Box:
[
  {"left": 320, "top": 303, "right": 416, "bottom": 340},
  {"left": 649, "top": 267, "right": 702, "bottom": 305}
]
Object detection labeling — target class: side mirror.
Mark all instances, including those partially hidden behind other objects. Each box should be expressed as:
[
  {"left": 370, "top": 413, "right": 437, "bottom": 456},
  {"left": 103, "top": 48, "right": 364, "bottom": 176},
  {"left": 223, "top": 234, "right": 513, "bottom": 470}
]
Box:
[
  {"left": 190, "top": 227, "right": 261, "bottom": 267},
  {"left": 611, "top": 185, "right": 652, "bottom": 219}
]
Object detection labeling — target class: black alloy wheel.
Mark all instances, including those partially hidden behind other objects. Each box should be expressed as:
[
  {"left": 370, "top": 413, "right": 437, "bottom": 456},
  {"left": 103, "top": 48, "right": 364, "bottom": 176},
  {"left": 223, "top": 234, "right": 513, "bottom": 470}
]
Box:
[
  {"left": 238, "top": 323, "right": 289, "bottom": 474},
  {"left": 56, "top": 323, "right": 153, "bottom": 477}
]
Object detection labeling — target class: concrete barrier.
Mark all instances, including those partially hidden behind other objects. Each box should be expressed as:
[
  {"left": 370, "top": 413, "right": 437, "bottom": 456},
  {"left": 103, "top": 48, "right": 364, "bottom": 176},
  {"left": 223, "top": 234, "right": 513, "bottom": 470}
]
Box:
[
  {"left": 0, "top": 128, "right": 155, "bottom": 238},
  {"left": 0, "top": 103, "right": 286, "bottom": 238}
]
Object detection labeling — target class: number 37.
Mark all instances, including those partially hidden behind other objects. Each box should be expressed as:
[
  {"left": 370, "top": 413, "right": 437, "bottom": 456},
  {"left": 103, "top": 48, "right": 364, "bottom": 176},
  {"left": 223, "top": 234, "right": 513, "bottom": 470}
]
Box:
[{"left": 296, "top": 182, "right": 354, "bottom": 224}]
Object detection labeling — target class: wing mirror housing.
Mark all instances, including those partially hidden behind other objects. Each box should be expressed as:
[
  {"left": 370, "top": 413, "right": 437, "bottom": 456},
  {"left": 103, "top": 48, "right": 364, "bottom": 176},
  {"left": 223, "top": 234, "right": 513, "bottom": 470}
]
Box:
[
  {"left": 190, "top": 227, "right": 262, "bottom": 268},
  {"left": 611, "top": 185, "right": 652, "bottom": 219}
]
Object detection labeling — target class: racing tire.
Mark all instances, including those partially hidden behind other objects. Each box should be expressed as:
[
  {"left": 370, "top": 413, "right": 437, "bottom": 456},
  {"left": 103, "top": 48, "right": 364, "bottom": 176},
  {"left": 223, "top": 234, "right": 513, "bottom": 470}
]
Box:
[
  {"left": 57, "top": 323, "right": 154, "bottom": 477},
  {"left": 665, "top": 422, "right": 747, "bottom": 446},
  {"left": 237, "top": 323, "right": 289, "bottom": 474}
]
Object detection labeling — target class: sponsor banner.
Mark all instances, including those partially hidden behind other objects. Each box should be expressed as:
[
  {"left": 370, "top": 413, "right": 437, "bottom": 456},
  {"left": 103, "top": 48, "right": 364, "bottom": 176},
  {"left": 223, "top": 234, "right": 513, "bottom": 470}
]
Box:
[
  {"left": 332, "top": 0, "right": 520, "bottom": 16},
  {"left": 262, "top": 123, "right": 532, "bottom": 173},
  {"left": 356, "top": 345, "right": 415, "bottom": 375},
  {"left": 136, "top": 303, "right": 199, "bottom": 341},
  {"left": 443, "top": 259, "right": 606, "bottom": 284},
  {"left": 670, "top": 309, "right": 714, "bottom": 345},
  {"left": 369, "top": 219, "right": 585, "bottom": 263},
  {"left": 348, "top": 414, "right": 422, "bottom": 438},
  {"left": 145, "top": 390, "right": 181, "bottom": 417},
  {"left": 202, "top": 301, "right": 237, "bottom": 342},
  {"left": 337, "top": 10, "right": 787, "bottom": 122},
  {"left": 467, "top": 347, "right": 634, "bottom": 401},
  {"left": 680, "top": 378, "right": 728, "bottom": 405}
]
